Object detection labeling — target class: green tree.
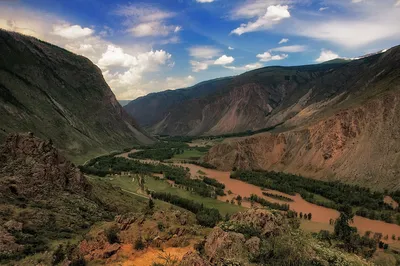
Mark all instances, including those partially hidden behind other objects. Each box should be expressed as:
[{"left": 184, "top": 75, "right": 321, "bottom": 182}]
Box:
[
  {"left": 334, "top": 206, "right": 356, "bottom": 242},
  {"left": 307, "top": 213, "right": 312, "bottom": 220},
  {"left": 148, "top": 199, "right": 154, "bottom": 210}
]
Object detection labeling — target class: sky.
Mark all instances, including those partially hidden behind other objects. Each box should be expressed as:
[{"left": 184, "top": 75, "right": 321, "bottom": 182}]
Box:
[{"left": 1, "top": 0, "right": 400, "bottom": 100}]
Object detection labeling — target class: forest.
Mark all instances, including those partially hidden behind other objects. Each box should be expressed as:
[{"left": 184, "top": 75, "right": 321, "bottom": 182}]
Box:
[{"left": 80, "top": 155, "right": 218, "bottom": 198}]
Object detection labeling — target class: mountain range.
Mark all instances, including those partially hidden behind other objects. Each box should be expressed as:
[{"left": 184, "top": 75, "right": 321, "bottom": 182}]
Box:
[{"left": 126, "top": 45, "right": 400, "bottom": 190}]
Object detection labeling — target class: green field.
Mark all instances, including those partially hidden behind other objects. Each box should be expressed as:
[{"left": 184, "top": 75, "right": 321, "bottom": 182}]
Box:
[
  {"left": 172, "top": 149, "right": 206, "bottom": 160},
  {"left": 102, "top": 175, "right": 244, "bottom": 216}
]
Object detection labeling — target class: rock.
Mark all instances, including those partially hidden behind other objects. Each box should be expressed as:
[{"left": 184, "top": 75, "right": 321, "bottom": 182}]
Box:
[
  {"left": 115, "top": 214, "right": 137, "bottom": 230},
  {"left": 4, "top": 220, "right": 23, "bottom": 232},
  {"left": 0, "top": 133, "right": 91, "bottom": 199},
  {"left": 180, "top": 251, "right": 210, "bottom": 266},
  {"left": 245, "top": 236, "right": 260, "bottom": 257},
  {"left": 204, "top": 227, "right": 247, "bottom": 264},
  {"left": 102, "top": 243, "right": 120, "bottom": 259},
  {"left": 229, "top": 209, "right": 288, "bottom": 237}
]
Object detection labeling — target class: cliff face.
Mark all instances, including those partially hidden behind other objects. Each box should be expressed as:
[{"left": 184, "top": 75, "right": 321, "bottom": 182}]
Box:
[
  {"left": 205, "top": 87, "right": 400, "bottom": 191},
  {"left": 0, "top": 30, "right": 152, "bottom": 160}
]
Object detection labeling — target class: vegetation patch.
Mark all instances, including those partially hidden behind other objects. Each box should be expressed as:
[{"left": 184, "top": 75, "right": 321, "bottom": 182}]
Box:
[{"left": 232, "top": 170, "right": 400, "bottom": 224}]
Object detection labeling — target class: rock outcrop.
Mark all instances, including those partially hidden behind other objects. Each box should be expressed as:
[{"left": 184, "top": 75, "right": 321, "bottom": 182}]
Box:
[
  {"left": 0, "top": 133, "right": 90, "bottom": 198},
  {"left": 182, "top": 209, "right": 371, "bottom": 266}
]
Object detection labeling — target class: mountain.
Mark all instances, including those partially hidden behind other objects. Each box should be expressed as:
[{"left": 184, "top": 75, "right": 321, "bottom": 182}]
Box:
[
  {"left": 0, "top": 30, "right": 152, "bottom": 162},
  {"left": 125, "top": 47, "right": 397, "bottom": 138},
  {"left": 204, "top": 45, "right": 400, "bottom": 191},
  {"left": 118, "top": 100, "right": 131, "bottom": 107}
]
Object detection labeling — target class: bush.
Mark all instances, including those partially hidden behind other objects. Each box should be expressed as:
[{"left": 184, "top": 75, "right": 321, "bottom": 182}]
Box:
[
  {"left": 105, "top": 225, "right": 120, "bottom": 244},
  {"left": 196, "top": 209, "right": 221, "bottom": 227},
  {"left": 52, "top": 244, "right": 65, "bottom": 265},
  {"left": 134, "top": 238, "right": 145, "bottom": 250}
]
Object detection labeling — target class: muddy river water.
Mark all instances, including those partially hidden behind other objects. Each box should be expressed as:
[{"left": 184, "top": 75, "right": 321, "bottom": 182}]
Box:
[
  {"left": 178, "top": 163, "right": 400, "bottom": 242},
  {"left": 117, "top": 151, "right": 400, "bottom": 242}
]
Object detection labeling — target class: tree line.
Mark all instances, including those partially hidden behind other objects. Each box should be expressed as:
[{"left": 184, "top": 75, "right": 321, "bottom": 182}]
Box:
[
  {"left": 231, "top": 170, "right": 400, "bottom": 224},
  {"left": 80, "top": 155, "right": 218, "bottom": 198},
  {"left": 249, "top": 194, "right": 290, "bottom": 211},
  {"left": 150, "top": 192, "right": 221, "bottom": 227}
]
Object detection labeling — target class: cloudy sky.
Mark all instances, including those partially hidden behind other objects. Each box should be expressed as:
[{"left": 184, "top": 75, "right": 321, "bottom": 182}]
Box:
[{"left": 1, "top": 0, "right": 400, "bottom": 100}]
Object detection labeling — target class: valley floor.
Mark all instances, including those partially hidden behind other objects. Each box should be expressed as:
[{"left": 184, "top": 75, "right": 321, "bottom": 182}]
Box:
[{"left": 116, "top": 149, "right": 400, "bottom": 246}]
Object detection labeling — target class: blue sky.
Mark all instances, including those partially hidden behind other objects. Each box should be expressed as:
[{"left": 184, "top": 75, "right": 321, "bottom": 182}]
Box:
[{"left": 1, "top": 0, "right": 400, "bottom": 100}]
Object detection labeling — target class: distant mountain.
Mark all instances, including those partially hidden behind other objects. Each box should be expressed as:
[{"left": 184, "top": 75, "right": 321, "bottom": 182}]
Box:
[
  {"left": 118, "top": 100, "right": 131, "bottom": 107},
  {"left": 0, "top": 30, "right": 152, "bottom": 162},
  {"left": 203, "top": 45, "right": 400, "bottom": 191},
  {"left": 125, "top": 47, "right": 397, "bottom": 138}
]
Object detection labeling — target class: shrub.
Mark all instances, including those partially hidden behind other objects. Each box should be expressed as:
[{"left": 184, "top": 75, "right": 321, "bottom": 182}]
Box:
[
  {"left": 52, "top": 244, "right": 65, "bottom": 265},
  {"left": 105, "top": 225, "right": 120, "bottom": 244},
  {"left": 134, "top": 238, "right": 145, "bottom": 250}
]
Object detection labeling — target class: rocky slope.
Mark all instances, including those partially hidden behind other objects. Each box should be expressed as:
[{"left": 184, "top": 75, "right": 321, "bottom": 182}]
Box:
[
  {"left": 0, "top": 30, "right": 152, "bottom": 161},
  {"left": 180, "top": 209, "right": 371, "bottom": 266},
  {"left": 0, "top": 133, "right": 146, "bottom": 264},
  {"left": 126, "top": 46, "right": 399, "bottom": 138},
  {"left": 204, "top": 46, "right": 400, "bottom": 191}
]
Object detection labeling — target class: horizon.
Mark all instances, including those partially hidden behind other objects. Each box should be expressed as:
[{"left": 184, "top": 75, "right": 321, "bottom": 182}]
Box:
[{"left": 1, "top": 0, "right": 400, "bottom": 100}]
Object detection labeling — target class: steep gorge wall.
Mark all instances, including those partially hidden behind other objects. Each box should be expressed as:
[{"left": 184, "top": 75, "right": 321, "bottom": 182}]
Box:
[
  {"left": 205, "top": 89, "right": 400, "bottom": 191},
  {"left": 0, "top": 30, "right": 152, "bottom": 161}
]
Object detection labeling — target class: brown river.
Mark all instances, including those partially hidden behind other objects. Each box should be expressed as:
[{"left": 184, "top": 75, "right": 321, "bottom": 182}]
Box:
[{"left": 117, "top": 151, "right": 400, "bottom": 242}]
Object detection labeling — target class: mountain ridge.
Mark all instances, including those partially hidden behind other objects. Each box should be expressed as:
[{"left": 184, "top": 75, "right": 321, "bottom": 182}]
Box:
[{"left": 0, "top": 29, "right": 153, "bottom": 162}]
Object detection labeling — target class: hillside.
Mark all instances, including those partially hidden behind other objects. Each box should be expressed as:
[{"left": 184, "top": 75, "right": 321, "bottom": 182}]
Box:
[
  {"left": 125, "top": 48, "right": 395, "bottom": 138},
  {"left": 0, "top": 30, "right": 152, "bottom": 162},
  {"left": 203, "top": 46, "right": 400, "bottom": 191},
  {"left": 125, "top": 59, "right": 353, "bottom": 136},
  {"left": 0, "top": 133, "right": 147, "bottom": 264}
]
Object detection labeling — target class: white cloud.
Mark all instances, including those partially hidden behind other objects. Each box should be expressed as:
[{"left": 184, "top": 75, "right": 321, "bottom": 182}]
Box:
[
  {"left": 231, "top": 0, "right": 295, "bottom": 19},
  {"left": 115, "top": 4, "right": 174, "bottom": 21},
  {"left": 291, "top": 1, "right": 400, "bottom": 48},
  {"left": 51, "top": 24, "right": 94, "bottom": 39},
  {"left": 256, "top": 51, "right": 288, "bottom": 62},
  {"left": 278, "top": 38, "right": 289, "bottom": 44},
  {"left": 315, "top": 49, "right": 339, "bottom": 63},
  {"left": 129, "top": 21, "right": 177, "bottom": 37},
  {"left": 396, "top": 0, "right": 400, "bottom": 6},
  {"left": 196, "top": 0, "right": 214, "bottom": 2},
  {"left": 115, "top": 4, "right": 180, "bottom": 38},
  {"left": 65, "top": 43, "right": 96, "bottom": 55},
  {"left": 188, "top": 46, "right": 221, "bottom": 59},
  {"left": 351, "top": 0, "right": 364, "bottom": 3},
  {"left": 231, "top": 5, "right": 291, "bottom": 35},
  {"left": 214, "top": 55, "right": 235, "bottom": 65},
  {"left": 228, "top": 46, "right": 234, "bottom": 50},
  {"left": 190, "top": 60, "right": 213, "bottom": 72},
  {"left": 225, "top": 62, "right": 264, "bottom": 71},
  {"left": 319, "top": 7, "right": 329, "bottom": 11},
  {"left": 0, "top": 5, "right": 177, "bottom": 100},
  {"left": 165, "top": 76, "right": 195, "bottom": 90},
  {"left": 270, "top": 45, "right": 307, "bottom": 53}
]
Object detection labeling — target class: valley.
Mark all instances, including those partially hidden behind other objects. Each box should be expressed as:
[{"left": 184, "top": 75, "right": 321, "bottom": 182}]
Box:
[{"left": 114, "top": 147, "right": 400, "bottom": 243}]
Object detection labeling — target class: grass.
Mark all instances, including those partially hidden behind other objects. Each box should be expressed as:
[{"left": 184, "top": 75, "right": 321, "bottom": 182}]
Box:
[
  {"left": 312, "top": 194, "right": 335, "bottom": 205},
  {"left": 300, "top": 220, "right": 334, "bottom": 234},
  {"left": 105, "top": 175, "right": 244, "bottom": 216},
  {"left": 172, "top": 149, "right": 206, "bottom": 160}
]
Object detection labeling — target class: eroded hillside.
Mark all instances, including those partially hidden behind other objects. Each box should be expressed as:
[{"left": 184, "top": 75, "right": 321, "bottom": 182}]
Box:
[{"left": 0, "top": 30, "right": 152, "bottom": 161}]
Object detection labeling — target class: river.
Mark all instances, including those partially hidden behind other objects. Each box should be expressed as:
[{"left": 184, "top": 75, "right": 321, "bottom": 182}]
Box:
[{"left": 117, "top": 151, "right": 400, "bottom": 242}]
